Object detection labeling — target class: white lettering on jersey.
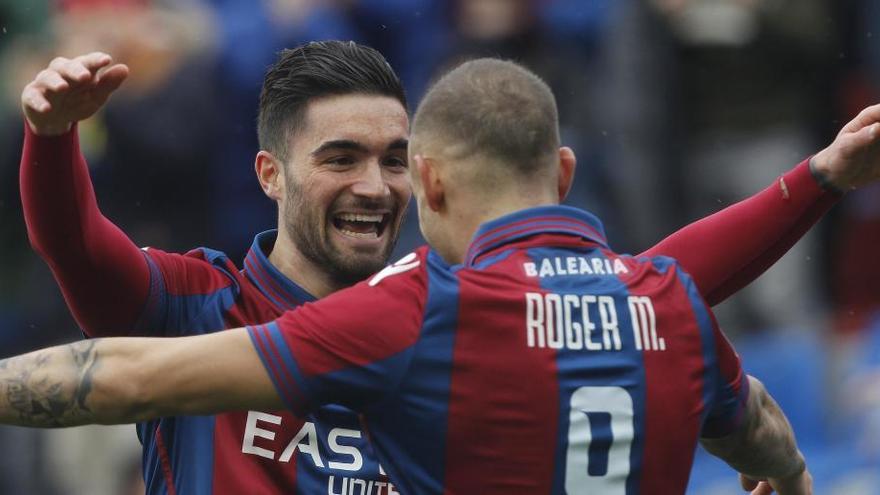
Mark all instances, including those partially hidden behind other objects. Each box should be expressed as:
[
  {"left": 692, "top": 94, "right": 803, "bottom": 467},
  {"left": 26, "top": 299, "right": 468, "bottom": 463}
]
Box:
[
  {"left": 279, "top": 421, "right": 324, "bottom": 466},
  {"left": 328, "top": 428, "right": 364, "bottom": 471},
  {"left": 628, "top": 296, "right": 664, "bottom": 351},
  {"left": 242, "top": 412, "right": 398, "bottom": 484},
  {"left": 526, "top": 293, "right": 661, "bottom": 351},
  {"left": 369, "top": 252, "right": 420, "bottom": 286},
  {"left": 523, "top": 256, "right": 628, "bottom": 278},
  {"left": 242, "top": 411, "right": 282, "bottom": 459},
  {"left": 328, "top": 476, "right": 399, "bottom": 495}
]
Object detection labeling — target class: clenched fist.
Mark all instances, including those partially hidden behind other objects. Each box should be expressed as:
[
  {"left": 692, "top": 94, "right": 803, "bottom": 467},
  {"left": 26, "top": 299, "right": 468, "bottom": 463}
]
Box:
[{"left": 21, "top": 51, "right": 129, "bottom": 136}]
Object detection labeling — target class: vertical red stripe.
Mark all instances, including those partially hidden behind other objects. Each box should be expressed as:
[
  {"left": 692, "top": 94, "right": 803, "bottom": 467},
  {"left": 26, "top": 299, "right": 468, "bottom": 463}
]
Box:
[
  {"left": 212, "top": 283, "right": 302, "bottom": 494},
  {"left": 154, "top": 425, "right": 178, "bottom": 495},
  {"left": 617, "top": 259, "right": 707, "bottom": 494},
  {"left": 443, "top": 251, "right": 558, "bottom": 494},
  {"left": 212, "top": 411, "right": 302, "bottom": 494}
]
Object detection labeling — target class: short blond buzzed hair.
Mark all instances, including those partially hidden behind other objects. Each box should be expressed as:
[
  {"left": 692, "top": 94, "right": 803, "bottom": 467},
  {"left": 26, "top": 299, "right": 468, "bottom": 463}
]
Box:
[{"left": 412, "top": 58, "right": 560, "bottom": 176}]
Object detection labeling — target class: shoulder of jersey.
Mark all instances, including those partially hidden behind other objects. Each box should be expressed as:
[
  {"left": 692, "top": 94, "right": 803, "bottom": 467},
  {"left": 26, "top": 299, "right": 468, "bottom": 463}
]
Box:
[
  {"left": 368, "top": 246, "right": 431, "bottom": 287},
  {"left": 140, "top": 245, "right": 242, "bottom": 294}
]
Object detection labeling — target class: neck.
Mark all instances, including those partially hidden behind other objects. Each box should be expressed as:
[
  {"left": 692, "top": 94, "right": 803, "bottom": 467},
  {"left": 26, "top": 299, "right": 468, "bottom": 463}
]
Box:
[
  {"left": 267, "top": 228, "right": 343, "bottom": 299},
  {"left": 442, "top": 190, "right": 558, "bottom": 264}
]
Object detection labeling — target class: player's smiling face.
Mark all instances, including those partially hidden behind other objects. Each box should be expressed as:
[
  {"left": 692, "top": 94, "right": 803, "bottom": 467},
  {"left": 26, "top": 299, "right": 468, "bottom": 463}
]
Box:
[{"left": 282, "top": 94, "right": 411, "bottom": 285}]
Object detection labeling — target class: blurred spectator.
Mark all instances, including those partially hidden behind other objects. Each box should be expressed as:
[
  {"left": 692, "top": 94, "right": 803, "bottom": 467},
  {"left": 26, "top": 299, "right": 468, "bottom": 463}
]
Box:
[
  {"left": 1, "top": 1, "right": 220, "bottom": 493},
  {"left": 440, "top": 0, "right": 616, "bottom": 225},
  {"left": 206, "top": 0, "right": 360, "bottom": 259},
  {"left": 598, "top": 0, "right": 684, "bottom": 250},
  {"left": 829, "top": 0, "right": 880, "bottom": 333},
  {"left": 645, "top": 0, "right": 838, "bottom": 333},
  {"left": 54, "top": 1, "right": 219, "bottom": 251}
]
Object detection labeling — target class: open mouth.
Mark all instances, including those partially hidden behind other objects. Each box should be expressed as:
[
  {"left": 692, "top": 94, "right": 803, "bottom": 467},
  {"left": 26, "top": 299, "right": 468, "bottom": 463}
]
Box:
[{"left": 332, "top": 212, "right": 390, "bottom": 240}]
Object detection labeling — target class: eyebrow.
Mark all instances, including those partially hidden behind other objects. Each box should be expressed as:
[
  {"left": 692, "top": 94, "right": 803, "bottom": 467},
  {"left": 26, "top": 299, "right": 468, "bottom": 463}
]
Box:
[
  {"left": 387, "top": 138, "right": 409, "bottom": 152},
  {"left": 310, "top": 138, "right": 409, "bottom": 157}
]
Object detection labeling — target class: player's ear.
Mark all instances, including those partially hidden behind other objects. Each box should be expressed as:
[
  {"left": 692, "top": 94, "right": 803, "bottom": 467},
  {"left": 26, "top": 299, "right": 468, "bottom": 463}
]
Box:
[
  {"left": 557, "top": 146, "right": 576, "bottom": 202},
  {"left": 255, "top": 151, "right": 284, "bottom": 201},
  {"left": 415, "top": 154, "right": 445, "bottom": 212}
]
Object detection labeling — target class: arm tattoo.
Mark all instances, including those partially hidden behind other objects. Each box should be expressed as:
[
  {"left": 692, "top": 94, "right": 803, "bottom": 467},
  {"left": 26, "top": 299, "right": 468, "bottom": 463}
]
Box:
[{"left": 0, "top": 340, "right": 101, "bottom": 427}]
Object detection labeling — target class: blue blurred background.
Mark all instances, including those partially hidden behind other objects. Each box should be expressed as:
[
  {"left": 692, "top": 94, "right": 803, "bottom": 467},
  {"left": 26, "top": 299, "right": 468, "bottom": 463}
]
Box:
[{"left": 0, "top": 0, "right": 878, "bottom": 493}]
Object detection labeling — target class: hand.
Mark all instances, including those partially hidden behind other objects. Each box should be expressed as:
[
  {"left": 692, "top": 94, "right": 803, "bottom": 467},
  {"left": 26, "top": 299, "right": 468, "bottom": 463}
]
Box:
[
  {"left": 811, "top": 103, "right": 880, "bottom": 191},
  {"left": 739, "top": 468, "right": 812, "bottom": 495},
  {"left": 20, "top": 52, "right": 129, "bottom": 136}
]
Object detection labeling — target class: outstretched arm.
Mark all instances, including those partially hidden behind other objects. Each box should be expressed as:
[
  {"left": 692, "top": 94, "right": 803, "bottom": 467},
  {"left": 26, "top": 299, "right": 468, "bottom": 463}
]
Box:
[
  {"left": 641, "top": 160, "right": 837, "bottom": 305},
  {"left": 0, "top": 329, "right": 280, "bottom": 427},
  {"left": 701, "top": 376, "right": 811, "bottom": 495},
  {"left": 0, "top": 251, "right": 429, "bottom": 428},
  {"left": 20, "top": 53, "right": 150, "bottom": 336},
  {"left": 643, "top": 103, "right": 880, "bottom": 306}
]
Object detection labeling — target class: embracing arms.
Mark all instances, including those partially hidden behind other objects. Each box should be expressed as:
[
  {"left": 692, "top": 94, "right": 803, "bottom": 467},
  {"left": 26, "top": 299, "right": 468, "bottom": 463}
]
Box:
[
  {"left": 0, "top": 328, "right": 280, "bottom": 427},
  {"left": 20, "top": 52, "right": 880, "bottom": 337}
]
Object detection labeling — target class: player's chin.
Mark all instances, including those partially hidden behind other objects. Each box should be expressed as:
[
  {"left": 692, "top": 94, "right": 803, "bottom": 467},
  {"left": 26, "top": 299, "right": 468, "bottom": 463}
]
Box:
[{"left": 330, "top": 247, "right": 390, "bottom": 283}]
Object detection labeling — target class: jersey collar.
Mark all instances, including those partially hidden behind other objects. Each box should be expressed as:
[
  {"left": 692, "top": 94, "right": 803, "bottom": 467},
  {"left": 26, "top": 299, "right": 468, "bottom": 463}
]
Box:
[
  {"left": 243, "top": 230, "right": 317, "bottom": 310},
  {"left": 464, "top": 205, "right": 608, "bottom": 267}
]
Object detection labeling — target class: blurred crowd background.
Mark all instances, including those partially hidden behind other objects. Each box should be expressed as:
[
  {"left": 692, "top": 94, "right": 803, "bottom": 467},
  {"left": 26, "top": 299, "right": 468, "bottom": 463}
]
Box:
[{"left": 0, "top": 0, "right": 879, "bottom": 493}]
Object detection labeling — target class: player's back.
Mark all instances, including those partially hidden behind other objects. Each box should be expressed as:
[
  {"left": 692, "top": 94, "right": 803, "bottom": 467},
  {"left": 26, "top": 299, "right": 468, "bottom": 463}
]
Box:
[
  {"left": 366, "top": 208, "right": 744, "bottom": 494},
  {"left": 254, "top": 206, "right": 746, "bottom": 494}
]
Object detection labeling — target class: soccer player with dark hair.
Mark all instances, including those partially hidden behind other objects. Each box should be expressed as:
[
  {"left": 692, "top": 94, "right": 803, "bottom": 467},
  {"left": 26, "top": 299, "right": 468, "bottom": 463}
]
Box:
[
  {"left": 17, "top": 45, "right": 880, "bottom": 492},
  {"left": 22, "top": 41, "right": 411, "bottom": 494}
]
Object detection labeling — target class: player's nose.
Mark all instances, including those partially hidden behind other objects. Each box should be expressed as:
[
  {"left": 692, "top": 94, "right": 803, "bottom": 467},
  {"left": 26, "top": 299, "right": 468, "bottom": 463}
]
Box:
[{"left": 350, "top": 160, "right": 390, "bottom": 199}]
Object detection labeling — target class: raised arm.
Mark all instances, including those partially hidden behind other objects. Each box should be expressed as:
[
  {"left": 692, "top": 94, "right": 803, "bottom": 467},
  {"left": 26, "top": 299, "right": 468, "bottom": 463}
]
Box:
[
  {"left": 701, "top": 376, "right": 811, "bottom": 495},
  {"left": 641, "top": 160, "right": 837, "bottom": 305},
  {"left": 20, "top": 52, "right": 149, "bottom": 336},
  {"left": 642, "top": 103, "right": 880, "bottom": 306},
  {"left": 0, "top": 329, "right": 280, "bottom": 427}
]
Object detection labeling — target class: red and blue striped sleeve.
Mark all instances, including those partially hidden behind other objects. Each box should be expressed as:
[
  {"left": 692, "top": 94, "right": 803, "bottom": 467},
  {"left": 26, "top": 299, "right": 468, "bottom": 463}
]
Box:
[
  {"left": 136, "top": 247, "right": 240, "bottom": 336},
  {"left": 248, "top": 249, "right": 429, "bottom": 415},
  {"left": 700, "top": 310, "right": 750, "bottom": 439}
]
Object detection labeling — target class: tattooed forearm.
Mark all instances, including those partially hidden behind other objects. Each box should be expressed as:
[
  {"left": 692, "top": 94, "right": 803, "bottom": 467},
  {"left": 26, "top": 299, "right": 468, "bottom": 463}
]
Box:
[
  {"left": 0, "top": 340, "right": 102, "bottom": 427},
  {"left": 701, "top": 376, "right": 805, "bottom": 480},
  {"left": 0, "top": 329, "right": 268, "bottom": 427}
]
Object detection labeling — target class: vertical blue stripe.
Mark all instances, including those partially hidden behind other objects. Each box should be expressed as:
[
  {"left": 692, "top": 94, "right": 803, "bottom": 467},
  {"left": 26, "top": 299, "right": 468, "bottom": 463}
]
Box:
[
  {"left": 172, "top": 416, "right": 217, "bottom": 494},
  {"left": 138, "top": 278, "right": 234, "bottom": 493},
  {"left": 265, "top": 322, "right": 315, "bottom": 413},
  {"left": 140, "top": 421, "right": 167, "bottom": 495},
  {"left": 528, "top": 246, "right": 648, "bottom": 495},
  {"left": 139, "top": 416, "right": 217, "bottom": 494},
  {"left": 360, "top": 250, "right": 460, "bottom": 495},
  {"left": 674, "top": 267, "right": 720, "bottom": 429}
]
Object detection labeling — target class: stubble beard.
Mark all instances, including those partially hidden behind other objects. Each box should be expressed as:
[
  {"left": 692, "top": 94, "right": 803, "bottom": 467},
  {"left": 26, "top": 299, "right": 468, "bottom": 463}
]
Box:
[{"left": 282, "top": 178, "right": 400, "bottom": 289}]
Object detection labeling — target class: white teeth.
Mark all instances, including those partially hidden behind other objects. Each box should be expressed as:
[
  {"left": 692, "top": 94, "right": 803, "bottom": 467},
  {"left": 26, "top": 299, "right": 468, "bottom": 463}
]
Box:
[
  {"left": 337, "top": 213, "right": 383, "bottom": 223},
  {"left": 339, "top": 229, "right": 379, "bottom": 239}
]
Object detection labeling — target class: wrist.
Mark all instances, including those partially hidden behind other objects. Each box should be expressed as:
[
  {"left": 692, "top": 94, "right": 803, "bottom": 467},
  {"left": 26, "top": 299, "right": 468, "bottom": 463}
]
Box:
[
  {"left": 808, "top": 154, "right": 846, "bottom": 194},
  {"left": 26, "top": 118, "right": 73, "bottom": 137},
  {"left": 769, "top": 458, "right": 810, "bottom": 492}
]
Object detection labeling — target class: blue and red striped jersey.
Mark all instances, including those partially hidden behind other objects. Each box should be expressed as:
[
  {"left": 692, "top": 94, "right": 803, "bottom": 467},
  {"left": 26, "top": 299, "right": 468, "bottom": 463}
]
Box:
[
  {"left": 249, "top": 205, "right": 748, "bottom": 494},
  {"left": 135, "top": 231, "right": 395, "bottom": 494}
]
